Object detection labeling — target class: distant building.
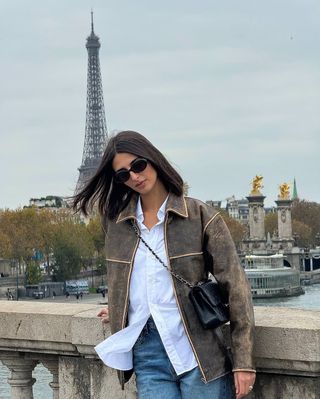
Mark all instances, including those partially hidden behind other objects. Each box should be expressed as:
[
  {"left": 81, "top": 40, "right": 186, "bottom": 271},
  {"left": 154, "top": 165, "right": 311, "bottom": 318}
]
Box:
[
  {"left": 226, "top": 196, "right": 249, "bottom": 223},
  {"left": 205, "top": 200, "right": 222, "bottom": 209},
  {"left": 28, "top": 196, "right": 69, "bottom": 209},
  {"left": 26, "top": 195, "right": 91, "bottom": 225},
  {"left": 206, "top": 196, "right": 249, "bottom": 223},
  {"left": 265, "top": 207, "right": 276, "bottom": 215}
]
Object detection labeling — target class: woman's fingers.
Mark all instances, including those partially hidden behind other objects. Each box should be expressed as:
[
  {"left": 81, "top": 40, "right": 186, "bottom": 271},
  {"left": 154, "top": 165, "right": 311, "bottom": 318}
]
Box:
[
  {"left": 97, "top": 307, "right": 109, "bottom": 322},
  {"left": 101, "top": 315, "right": 110, "bottom": 323},
  {"left": 97, "top": 307, "right": 108, "bottom": 316},
  {"left": 234, "top": 371, "right": 256, "bottom": 398},
  {"left": 234, "top": 372, "right": 240, "bottom": 397}
]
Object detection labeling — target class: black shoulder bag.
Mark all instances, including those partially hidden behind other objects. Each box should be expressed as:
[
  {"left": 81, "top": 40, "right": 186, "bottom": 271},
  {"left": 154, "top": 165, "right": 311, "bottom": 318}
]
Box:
[{"left": 131, "top": 221, "right": 230, "bottom": 330}]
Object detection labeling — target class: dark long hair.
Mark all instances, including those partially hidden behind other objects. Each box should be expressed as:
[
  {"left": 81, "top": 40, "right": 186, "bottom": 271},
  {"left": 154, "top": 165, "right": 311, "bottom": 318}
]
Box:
[{"left": 72, "top": 131, "right": 184, "bottom": 219}]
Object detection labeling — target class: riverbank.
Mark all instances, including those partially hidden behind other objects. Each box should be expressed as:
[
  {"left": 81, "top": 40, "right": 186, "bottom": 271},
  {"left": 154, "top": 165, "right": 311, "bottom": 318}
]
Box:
[
  {"left": 0, "top": 292, "right": 108, "bottom": 305},
  {"left": 253, "top": 283, "right": 320, "bottom": 309}
]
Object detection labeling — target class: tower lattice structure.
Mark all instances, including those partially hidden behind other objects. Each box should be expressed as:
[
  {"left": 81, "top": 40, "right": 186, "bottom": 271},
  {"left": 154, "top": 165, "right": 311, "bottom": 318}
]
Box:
[{"left": 77, "top": 12, "right": 108, "bottom": 191}]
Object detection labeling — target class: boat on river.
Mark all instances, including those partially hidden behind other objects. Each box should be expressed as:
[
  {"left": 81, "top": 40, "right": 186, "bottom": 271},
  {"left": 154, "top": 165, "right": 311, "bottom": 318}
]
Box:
[{"left": 244, "top": 254, "right": 304, "bottom": 298}]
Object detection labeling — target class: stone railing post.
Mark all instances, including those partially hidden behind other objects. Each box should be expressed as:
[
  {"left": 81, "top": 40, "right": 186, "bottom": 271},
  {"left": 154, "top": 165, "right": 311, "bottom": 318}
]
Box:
[
  {"left": 1, "top": 353, "right": 37, "bottom": 399},
  {"left": 39, "top": 356, "right": 59, "bottom": 399}
]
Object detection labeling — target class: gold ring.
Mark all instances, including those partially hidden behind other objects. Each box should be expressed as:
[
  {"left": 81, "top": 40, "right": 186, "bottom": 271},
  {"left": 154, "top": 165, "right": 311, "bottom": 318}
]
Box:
[{"left": 249, "top": 385, "right": 253, "bottom": 391}]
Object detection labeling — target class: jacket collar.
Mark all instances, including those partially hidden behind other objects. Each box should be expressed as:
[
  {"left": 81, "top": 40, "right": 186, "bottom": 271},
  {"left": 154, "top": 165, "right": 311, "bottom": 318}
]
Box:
[{"left": 116, "top": 192, "right": 188, "bottom": 224}]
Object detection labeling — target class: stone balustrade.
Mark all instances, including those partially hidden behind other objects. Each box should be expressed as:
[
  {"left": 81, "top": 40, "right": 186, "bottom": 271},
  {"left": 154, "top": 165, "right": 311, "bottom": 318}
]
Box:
[{"left": 0, "top": 302, "right": 319, "bottom": 399}]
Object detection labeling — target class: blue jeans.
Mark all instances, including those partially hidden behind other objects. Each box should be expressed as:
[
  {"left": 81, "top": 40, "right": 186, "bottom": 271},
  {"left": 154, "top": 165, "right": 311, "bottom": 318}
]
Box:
[{"left": 133, "top": 317, "right": 234, "bottom": 399}]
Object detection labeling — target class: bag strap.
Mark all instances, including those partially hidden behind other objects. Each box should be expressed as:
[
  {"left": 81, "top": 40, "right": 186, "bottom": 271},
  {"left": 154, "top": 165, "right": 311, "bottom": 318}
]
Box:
[{"left": 131, "top": 221, "right": 194, "bottom": 288}]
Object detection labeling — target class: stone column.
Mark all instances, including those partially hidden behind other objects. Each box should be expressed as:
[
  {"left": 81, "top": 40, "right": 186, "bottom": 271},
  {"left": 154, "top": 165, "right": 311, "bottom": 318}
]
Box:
[
  {"left": 1, "top": 353, "right": 37, "bottom": 399},
  {"left": 275, "top": 199, "right": 294, "bottom": 250},
  {"left": 245, "top": 195, "right": 266, "bottom": 251},
  {"left": 40, "top": 356, "right": 59, "bottom": 399}
]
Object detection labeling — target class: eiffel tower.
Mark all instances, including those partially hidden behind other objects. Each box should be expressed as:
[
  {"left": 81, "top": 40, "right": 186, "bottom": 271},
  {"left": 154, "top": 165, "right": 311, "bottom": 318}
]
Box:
[{"left": 76, "top": 12, "right": 108, "bottom": 191}]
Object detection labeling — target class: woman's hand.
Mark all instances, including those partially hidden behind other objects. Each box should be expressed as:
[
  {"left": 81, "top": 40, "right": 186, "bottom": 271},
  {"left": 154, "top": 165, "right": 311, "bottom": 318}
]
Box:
[
  {"left": 97, "top": 307, "right": 109, "bottom": 323},
  {"left": 233, "top": 371, "right": 256, "bottom": 398}
]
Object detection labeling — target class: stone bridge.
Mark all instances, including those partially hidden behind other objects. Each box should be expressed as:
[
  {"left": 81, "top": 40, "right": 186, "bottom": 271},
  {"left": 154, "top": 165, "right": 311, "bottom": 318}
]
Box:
[{"left": 0, "top": 303, "right": 319, "bottom": 398}]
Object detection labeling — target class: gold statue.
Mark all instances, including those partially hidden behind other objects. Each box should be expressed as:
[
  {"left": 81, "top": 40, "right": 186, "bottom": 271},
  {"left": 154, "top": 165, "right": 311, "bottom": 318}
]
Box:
[
  {"left": 279, "top": 183, "right": 290, "bottom": 200},
  {"left": 250, "top": 175, "right": 264, "bottom": 195}
]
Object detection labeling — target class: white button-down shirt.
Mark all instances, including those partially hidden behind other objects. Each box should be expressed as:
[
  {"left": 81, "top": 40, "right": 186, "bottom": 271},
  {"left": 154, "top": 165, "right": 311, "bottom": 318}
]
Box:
[{"left": 95, "top": 197, "right": 197, "bottom": 375}]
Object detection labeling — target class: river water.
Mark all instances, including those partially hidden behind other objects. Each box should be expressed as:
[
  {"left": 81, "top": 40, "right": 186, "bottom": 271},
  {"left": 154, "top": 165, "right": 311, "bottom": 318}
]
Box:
[
  {"left": 0, "top": 363, "right": 52, "bottom": 399},
  {"left": 0, "top": 284, "right": 319, "bottom": 398}
]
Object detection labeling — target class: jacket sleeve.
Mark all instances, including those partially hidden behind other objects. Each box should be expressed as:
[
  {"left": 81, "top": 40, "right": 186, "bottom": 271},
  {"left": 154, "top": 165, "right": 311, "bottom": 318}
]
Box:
[{"left": 203, "top": 212, "right": 255, "bottom": 372}]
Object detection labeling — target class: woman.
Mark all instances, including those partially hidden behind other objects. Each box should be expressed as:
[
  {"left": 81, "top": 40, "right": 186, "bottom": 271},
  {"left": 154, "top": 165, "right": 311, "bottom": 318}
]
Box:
[{"left": 73, "top": 131, "right": 255, "bottom": 399}]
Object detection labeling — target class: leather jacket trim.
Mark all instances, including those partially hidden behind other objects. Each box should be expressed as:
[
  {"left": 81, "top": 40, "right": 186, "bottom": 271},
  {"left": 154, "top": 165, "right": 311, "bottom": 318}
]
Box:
[
  {"left": 116, "top": 215, "right": 137, "bottom": 224},
  {"left": 202, "top": 212, "right": 220, "bottom": 239},
  {"left": 116, "top": 193, "right": 139, "bottom": 224},
  {"left": 163, "top": 213, "right": 208, "bottom": 382},
  {"left": 106, "top": 258, "right": 131, "bottom": 264},
  {"left": 170, "top": 252, "right": 203, "bottom": 260},
  {"left": 233, "top": 368, "right": 256, "bottom": 373},
  {"left": 203, "top": 371, "right": 232, "bottom": 384},
  {"left": 166, "top": 208, "right": 188, "bottom": 218},
  {"left": 166, "top": 197, "right": 189, "bottom": 218},
  {"left": 121, "top": 228, "right": 140, "bottom": 329},
  {"left": 166, "top": 196, "right": 188, "bottom": 218}
]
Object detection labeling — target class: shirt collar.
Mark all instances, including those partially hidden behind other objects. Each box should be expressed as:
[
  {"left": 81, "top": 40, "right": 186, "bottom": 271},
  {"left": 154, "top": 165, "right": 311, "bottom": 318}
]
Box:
[
  {"left": 136, "top": 195, "right": 169, "bottom": 225},
  {"left": 116, "top": 192, "right": 188, "bottom": 224}
]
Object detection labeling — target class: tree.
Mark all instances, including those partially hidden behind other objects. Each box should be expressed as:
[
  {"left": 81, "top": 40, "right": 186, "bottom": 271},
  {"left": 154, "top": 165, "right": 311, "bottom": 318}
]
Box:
[
  {"left": 87, "top": 216, "right": 107, "bottom": 276},
  {"left": 51, "top": 220, "right": 94, "bottom": 281},
  {"left": 0, "top": 230, "right": 11, "bottom": 258},
  {"left": 87, "top": 216, "right": 105, "bottom": 255},
  {"left": 219, "top": 210, "right": 246, "bottom": 248},
  {"left": 26, "top": 261, "right": 42, "bottom": 285},
  {"left": 265, "top": 213, "right": 278, "bottom": 237},
  {"left": 52, "top": 236, "right": 83, "bottom": 281},
  {"left": 0, "top": 208, "right": 99, "bottom": 282},
  {"left": 0, "top": 209, "right": 40, "bottom": 273},
  {"left": 36, "top": 209, "right": 57, "bottom": 274},
  {"left": 292, "top": 220, "right": 312, "bottom": 248},
  {"left": 292, "top": 200, "right": 320, "bottom": 246}
]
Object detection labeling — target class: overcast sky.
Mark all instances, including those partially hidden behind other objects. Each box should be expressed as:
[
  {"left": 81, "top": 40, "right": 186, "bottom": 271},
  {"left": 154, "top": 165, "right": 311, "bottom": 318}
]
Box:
[{"left": 0, "top": 0, "right": 319, "bottom": 209}]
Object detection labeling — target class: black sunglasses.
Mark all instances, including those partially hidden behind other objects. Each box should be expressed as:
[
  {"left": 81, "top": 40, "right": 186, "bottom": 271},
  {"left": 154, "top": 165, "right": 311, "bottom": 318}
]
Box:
[{"left": 114, "top": 158, "right": 148, "bottom": 184}]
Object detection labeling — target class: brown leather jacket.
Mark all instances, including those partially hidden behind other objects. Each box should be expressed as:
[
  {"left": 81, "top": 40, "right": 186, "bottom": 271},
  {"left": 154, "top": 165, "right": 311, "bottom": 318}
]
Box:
[{"left": 103, "top": 193, "right": 255, "bottom": 386}]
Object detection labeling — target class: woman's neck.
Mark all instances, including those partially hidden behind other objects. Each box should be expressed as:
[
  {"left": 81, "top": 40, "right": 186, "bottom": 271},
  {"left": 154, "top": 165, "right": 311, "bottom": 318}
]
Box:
[{"left": 140, "top": 181, "right": 168, "bottom": 213}]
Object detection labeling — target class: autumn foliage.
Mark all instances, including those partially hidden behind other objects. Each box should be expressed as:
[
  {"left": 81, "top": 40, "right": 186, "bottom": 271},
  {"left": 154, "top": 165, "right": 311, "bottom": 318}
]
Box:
[
  {"left": 264, "top": 200, "right": 320, "bottom": 247},
  {"left": 0, "top": 208, "right": 105, "bottom": 283},
  {"left": 291, "top": 200, "right": 320, "bottom": 247}
]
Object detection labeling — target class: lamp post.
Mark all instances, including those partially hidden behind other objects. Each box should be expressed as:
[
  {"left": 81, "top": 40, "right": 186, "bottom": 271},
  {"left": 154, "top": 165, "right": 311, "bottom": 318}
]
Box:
[{"left": 16, "top": 261, "right": 19, "bottom": 301}]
